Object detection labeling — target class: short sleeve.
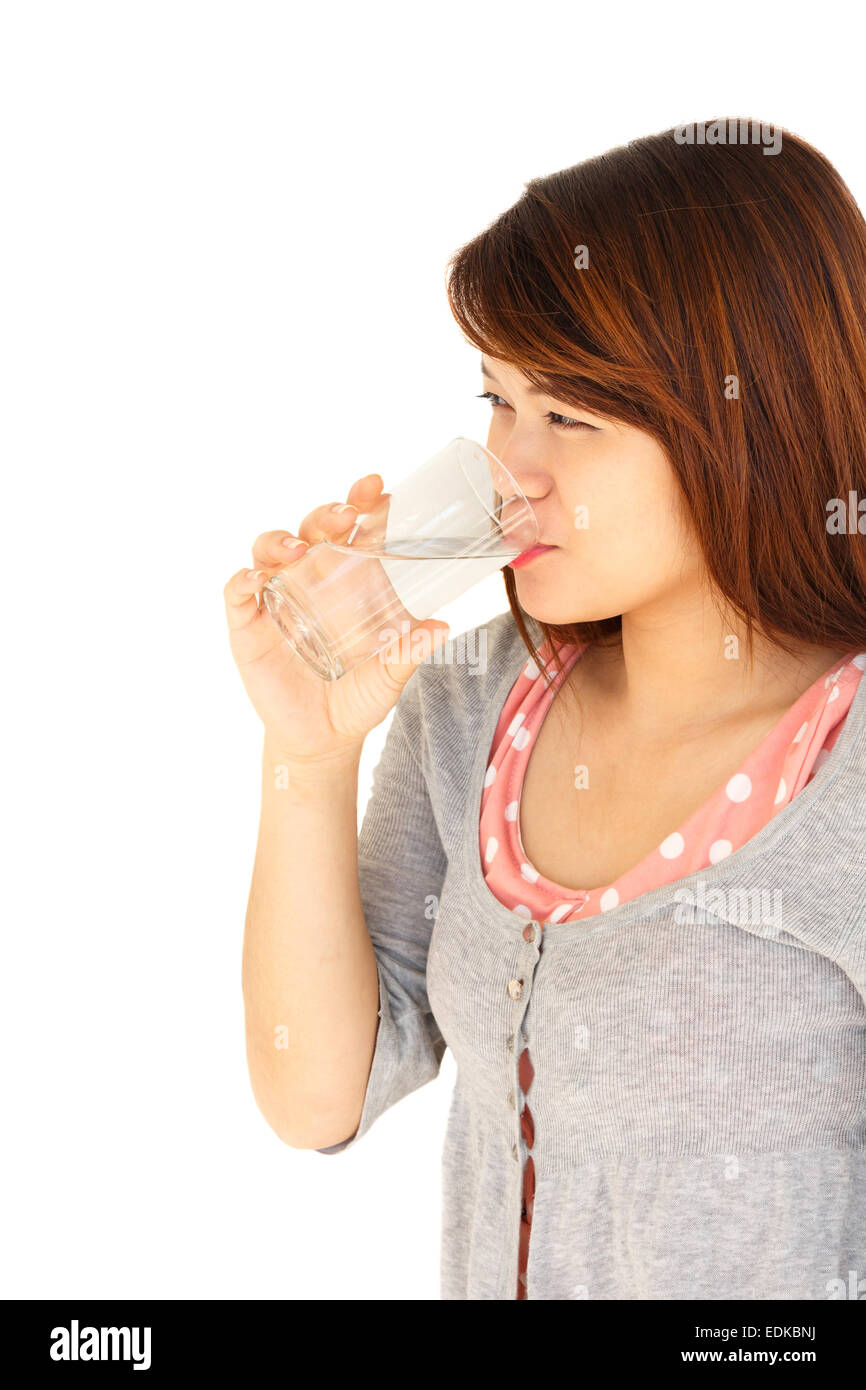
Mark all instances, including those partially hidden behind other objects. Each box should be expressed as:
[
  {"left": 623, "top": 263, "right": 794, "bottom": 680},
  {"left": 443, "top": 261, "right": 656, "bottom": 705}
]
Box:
[{"left": 316, "top": 670, "right": 449, "bottom": 1153}]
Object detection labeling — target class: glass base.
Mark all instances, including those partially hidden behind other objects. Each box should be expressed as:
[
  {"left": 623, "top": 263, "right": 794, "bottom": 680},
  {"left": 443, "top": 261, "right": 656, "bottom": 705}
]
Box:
[{"left": 263, "top": 579, "right": 345, "bottom": 682}]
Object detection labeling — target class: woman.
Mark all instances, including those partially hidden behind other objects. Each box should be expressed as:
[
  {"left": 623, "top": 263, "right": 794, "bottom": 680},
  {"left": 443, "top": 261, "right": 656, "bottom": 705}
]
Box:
[{"left": 225, "top": 119, "right": 866, "bottom": 1300}]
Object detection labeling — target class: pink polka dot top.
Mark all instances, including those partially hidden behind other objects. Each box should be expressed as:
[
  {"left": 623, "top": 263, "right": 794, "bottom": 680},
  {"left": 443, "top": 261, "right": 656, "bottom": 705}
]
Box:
[{"left": 480, "top": 642, "right": 866, "bottom": 926}]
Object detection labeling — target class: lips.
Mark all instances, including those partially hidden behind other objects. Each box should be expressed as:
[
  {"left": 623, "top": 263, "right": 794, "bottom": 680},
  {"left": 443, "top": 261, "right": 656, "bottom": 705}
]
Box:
[{"left": 507, "top": 543, "right": 558, "bottom": 569}]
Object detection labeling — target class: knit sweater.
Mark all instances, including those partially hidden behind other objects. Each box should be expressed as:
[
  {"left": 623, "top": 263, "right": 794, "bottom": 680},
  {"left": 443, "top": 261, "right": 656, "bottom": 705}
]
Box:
[{"left": 316, "top": 610, "right": 866, "bottom": 1301}]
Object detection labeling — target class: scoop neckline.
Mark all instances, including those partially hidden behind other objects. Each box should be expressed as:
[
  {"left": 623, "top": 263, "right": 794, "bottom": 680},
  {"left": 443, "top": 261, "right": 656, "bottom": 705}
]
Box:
[
  {"left": 459, "top": 629, "right": 866, "bottom": 945},
  {"left": 508, "top": 642, "right": 860, "bottom": 907}
]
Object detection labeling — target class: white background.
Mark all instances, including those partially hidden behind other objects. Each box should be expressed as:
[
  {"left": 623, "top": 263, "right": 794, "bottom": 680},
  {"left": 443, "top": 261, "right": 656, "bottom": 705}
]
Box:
[{"left": 2, "top": 1, "right": 863, "bottom": 1300}]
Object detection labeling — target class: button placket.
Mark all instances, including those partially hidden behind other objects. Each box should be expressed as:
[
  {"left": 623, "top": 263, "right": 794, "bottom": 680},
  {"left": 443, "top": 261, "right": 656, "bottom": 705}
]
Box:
[{"left": 511, "top": 919, "right": 542, "bottom": 1300}]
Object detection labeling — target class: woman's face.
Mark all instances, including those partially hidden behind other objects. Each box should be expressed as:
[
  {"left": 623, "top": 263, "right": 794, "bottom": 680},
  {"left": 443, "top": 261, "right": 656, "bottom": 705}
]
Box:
[{"left": 481, "top": 355, "right": 706, "bottom": 626}]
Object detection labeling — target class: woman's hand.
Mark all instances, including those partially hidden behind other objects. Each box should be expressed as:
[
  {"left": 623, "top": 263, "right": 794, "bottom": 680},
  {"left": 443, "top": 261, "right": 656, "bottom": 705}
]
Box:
[{"left": 224, "top": 473, "right": 450, "bottom": 762}]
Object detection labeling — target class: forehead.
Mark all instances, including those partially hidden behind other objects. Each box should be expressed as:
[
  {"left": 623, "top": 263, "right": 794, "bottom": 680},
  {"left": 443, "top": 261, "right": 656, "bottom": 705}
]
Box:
[
  {"left": 479, "top": 356, "right": 615, "bottom": 425},
  {"left": 480, "top": 356, "right": 548, "bottom": 396}
]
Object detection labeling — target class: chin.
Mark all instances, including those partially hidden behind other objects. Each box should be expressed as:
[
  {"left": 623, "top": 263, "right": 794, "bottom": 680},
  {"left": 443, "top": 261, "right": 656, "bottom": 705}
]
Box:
[
  {"left": 518, "top": 599, "right": 613, "bottom": 626},
  {"left": 513, "top": 571, "right": 629, "bottom": 627}
]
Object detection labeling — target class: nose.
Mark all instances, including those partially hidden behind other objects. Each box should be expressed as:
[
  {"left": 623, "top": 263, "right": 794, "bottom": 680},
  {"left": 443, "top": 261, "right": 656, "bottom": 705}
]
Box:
[
  {"left": 488, "top": 473, "right": 541, "bottom": 550},
  {"left": 485, "top": 450, "right": 546, "bottom": 548},
  {"left": 488, "top": 437, "right": 549, "bottom": 498}
]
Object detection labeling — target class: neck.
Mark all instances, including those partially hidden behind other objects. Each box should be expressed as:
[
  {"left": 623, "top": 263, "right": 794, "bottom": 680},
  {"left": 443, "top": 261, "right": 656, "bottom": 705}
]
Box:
[{"left": 576, "top": 587, "right": 850, "bottom": 741}]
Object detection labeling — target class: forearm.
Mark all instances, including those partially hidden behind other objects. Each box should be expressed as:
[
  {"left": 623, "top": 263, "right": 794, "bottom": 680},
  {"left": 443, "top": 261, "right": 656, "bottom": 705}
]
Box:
[{"left": 241, "top": 735, "right": 379, "bottom": 1148}]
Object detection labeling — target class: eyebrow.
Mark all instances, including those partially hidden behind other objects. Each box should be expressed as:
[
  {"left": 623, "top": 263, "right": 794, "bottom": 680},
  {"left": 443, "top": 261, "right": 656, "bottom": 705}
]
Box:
[
  {"left": 479, "top": 359, "right": 607, "bottom": 423},
  {"left": 479, "top": 357, "right": 548, "bottom": 397}
]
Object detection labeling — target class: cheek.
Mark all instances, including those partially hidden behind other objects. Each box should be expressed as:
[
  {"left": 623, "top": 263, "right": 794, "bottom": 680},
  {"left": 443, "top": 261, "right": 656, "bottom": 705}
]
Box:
[{"left": 561, "top": 447, "right": 700, "bottom": 591}]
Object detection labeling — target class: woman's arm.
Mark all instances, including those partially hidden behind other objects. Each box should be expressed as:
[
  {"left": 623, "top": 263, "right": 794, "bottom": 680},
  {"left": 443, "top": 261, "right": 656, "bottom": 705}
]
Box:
[
  {"left": 226, "top": 479, "right": 450, "bottom": 1151},
  {"left": 241, "top": 736, "right": 379, "bottom": 1150}
]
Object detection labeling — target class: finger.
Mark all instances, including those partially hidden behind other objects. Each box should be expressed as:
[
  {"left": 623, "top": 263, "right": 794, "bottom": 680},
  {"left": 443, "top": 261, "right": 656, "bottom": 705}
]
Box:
[
  {"left": 378, "top": 619, "right": 451, "bottom": 684},
  {"left": 251, "top": 530, "right": 312, "bottom": 570},
  {"left": 224, "top": 567, "right": 270, "bottom": 632},
  {"left": 295, "top": 474, "right": 390, "bottom": 546},
  {"left": 250, "top": 476, "right": 390, "bottom": 564},
  {"left": 291, "top": 501, "right": 366, "bottom": 547},
  {"left": 250, "top": 499, "right": 375, "bottom": 566},
  {"left": 345, "top": 473, "right": 387, "bottom": 509}
]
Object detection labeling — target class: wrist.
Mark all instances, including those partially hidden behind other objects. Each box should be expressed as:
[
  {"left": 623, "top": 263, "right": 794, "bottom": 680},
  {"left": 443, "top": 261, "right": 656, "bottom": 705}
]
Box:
[{"left": 262, "top": 734, "right": 363, "bottom": 780}]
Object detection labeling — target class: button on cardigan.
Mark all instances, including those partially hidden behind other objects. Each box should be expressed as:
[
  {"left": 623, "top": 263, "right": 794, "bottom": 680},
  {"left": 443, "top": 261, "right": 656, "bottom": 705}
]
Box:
[{"left": 316, "top": 610, "right": 866, "bottom": 1301}]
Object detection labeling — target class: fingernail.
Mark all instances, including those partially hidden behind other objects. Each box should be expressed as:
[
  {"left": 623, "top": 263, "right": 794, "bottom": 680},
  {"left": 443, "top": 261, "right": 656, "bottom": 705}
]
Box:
[
  {"left": 330, "top": 503, "right": 357, "bottom": 513},
  {"left": 282, "top": 536, "right": 309, "bottom": 548},
  {"left": 247, "top": 569, "right": 267, "bottom": 582}
]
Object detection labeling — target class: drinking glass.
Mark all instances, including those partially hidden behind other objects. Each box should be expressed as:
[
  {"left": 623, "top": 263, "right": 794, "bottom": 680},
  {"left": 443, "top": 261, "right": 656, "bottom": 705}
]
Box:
[{"left": 262, "top": 436, "right": 539, "bottom": 680}]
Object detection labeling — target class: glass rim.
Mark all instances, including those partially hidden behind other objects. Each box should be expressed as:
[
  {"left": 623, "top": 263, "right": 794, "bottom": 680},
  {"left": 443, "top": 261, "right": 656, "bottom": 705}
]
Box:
[{"left": 451, "top": 436, "right": 539, "bottom": 544}]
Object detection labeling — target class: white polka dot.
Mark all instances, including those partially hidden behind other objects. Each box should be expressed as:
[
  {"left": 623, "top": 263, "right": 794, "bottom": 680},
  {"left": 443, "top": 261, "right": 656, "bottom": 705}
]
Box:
[
  {"left": 659, "top": 832, "right": 685, "bottom": 859},
  {"left": 548, "top": 903, "right": 573, "bottom": 923},
  {"left": 709, "top": 839, "right": 732, "bottom": 864},
  {"left": 505, "top": 801, "right": 520, "bottom": 822},
  {"left": 725, "top": 772, "right": 752, "bottom": 803},
  {"left": 520, "top": 862, "right": 540, "bottom": 882},
  {"left": 483, "top": 763, "right": 497, "bottom": 788},
  {"left": 852, "top": 653, "right": 866, "bottom": 670},
  {"left": 792, "top": 721, "right": 808, "bottom": 744},
  {"left": 514, "top": 904, "right": 532, "bottom": 919},
  {"left": 824, "top": 667, "right": 843, "bottom": 687},
  {"left": 774, "top": 778, "right": 787, "bottom": 805},
  {"left": 600, "top": 888, "right": 619, "bottom": 912},
  {"left": 484, "top": 836, "right": 499, "bottom": 863},
  {"left": 523, "top": 659, "right": 540, "bottom": 679},
  {"left": 507, "top": 713, "right": 525, "bottom": 737},
  {"left": 513, "top": 727, "right": 531, "bottom": 751},
  {"left": 813, "top": 747, "right": 830, "bottom": 775},
  {"left": 828, "top": 684, "right": 839, "bottom": 702}
]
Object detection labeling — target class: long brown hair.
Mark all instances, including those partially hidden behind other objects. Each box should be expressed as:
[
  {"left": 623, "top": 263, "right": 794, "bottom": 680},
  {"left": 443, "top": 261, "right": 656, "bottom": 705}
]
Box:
[{"left": 445, "top": 119, "right": 866, "bottom": 683}]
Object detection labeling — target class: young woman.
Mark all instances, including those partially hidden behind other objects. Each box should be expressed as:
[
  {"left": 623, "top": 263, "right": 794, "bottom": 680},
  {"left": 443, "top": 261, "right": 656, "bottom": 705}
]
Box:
[{"left": 226, "top": 119, "right": 866, "bottom": 1300}]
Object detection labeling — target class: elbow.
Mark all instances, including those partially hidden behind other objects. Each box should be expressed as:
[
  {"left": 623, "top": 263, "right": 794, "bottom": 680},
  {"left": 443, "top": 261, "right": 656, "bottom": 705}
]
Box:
[
  {"left": 244, "top": 1034, "right": 362, "bottom": 1149},
  {"left": 264, "top": 1109, "right": 357, "bottom": 1151},
  {"left": 249, "top": 1091, "right": 305, "bottom": 1148},
  {"left": 247, "top": 1079, "right": 358, "bottom": 1150},
  {"left": 254, "top": 1099, "right": 340, "bottom": 1150},
  {"left": 244, "top": 1066, "right": 307, "bottom": 1148}
]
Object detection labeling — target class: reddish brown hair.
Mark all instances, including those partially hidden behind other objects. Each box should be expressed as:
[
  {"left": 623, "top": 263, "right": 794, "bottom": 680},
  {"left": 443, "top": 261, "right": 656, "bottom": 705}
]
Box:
[{"left": 445, "top": 119, "right": 866, "bottom": 681}]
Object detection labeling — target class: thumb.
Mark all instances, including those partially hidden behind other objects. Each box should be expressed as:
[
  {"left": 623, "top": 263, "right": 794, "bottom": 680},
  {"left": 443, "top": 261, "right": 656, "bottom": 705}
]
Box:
[{"left": 379, "top": 619, "right": 451, "bottom": 685}]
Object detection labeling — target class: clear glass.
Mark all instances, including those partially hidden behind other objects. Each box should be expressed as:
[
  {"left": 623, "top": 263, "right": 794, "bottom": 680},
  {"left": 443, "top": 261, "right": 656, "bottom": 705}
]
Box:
[{"left": 262, "top": 436, "right": 539, "bottom": 680}]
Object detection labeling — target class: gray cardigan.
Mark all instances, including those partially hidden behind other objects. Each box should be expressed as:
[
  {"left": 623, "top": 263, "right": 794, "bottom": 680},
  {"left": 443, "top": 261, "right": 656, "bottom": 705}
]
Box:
[{"left": 317, "top": 610, "right": 866, "bottom": 1301}]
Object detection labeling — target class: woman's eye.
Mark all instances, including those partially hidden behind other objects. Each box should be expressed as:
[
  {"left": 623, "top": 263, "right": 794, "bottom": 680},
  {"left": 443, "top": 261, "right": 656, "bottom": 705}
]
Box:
[
  {"left": 546, "top": 411, "right": 595, "bottom": 431},
  {"left": 476, "top": 391, "right": 596, "bottom": 431}
]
